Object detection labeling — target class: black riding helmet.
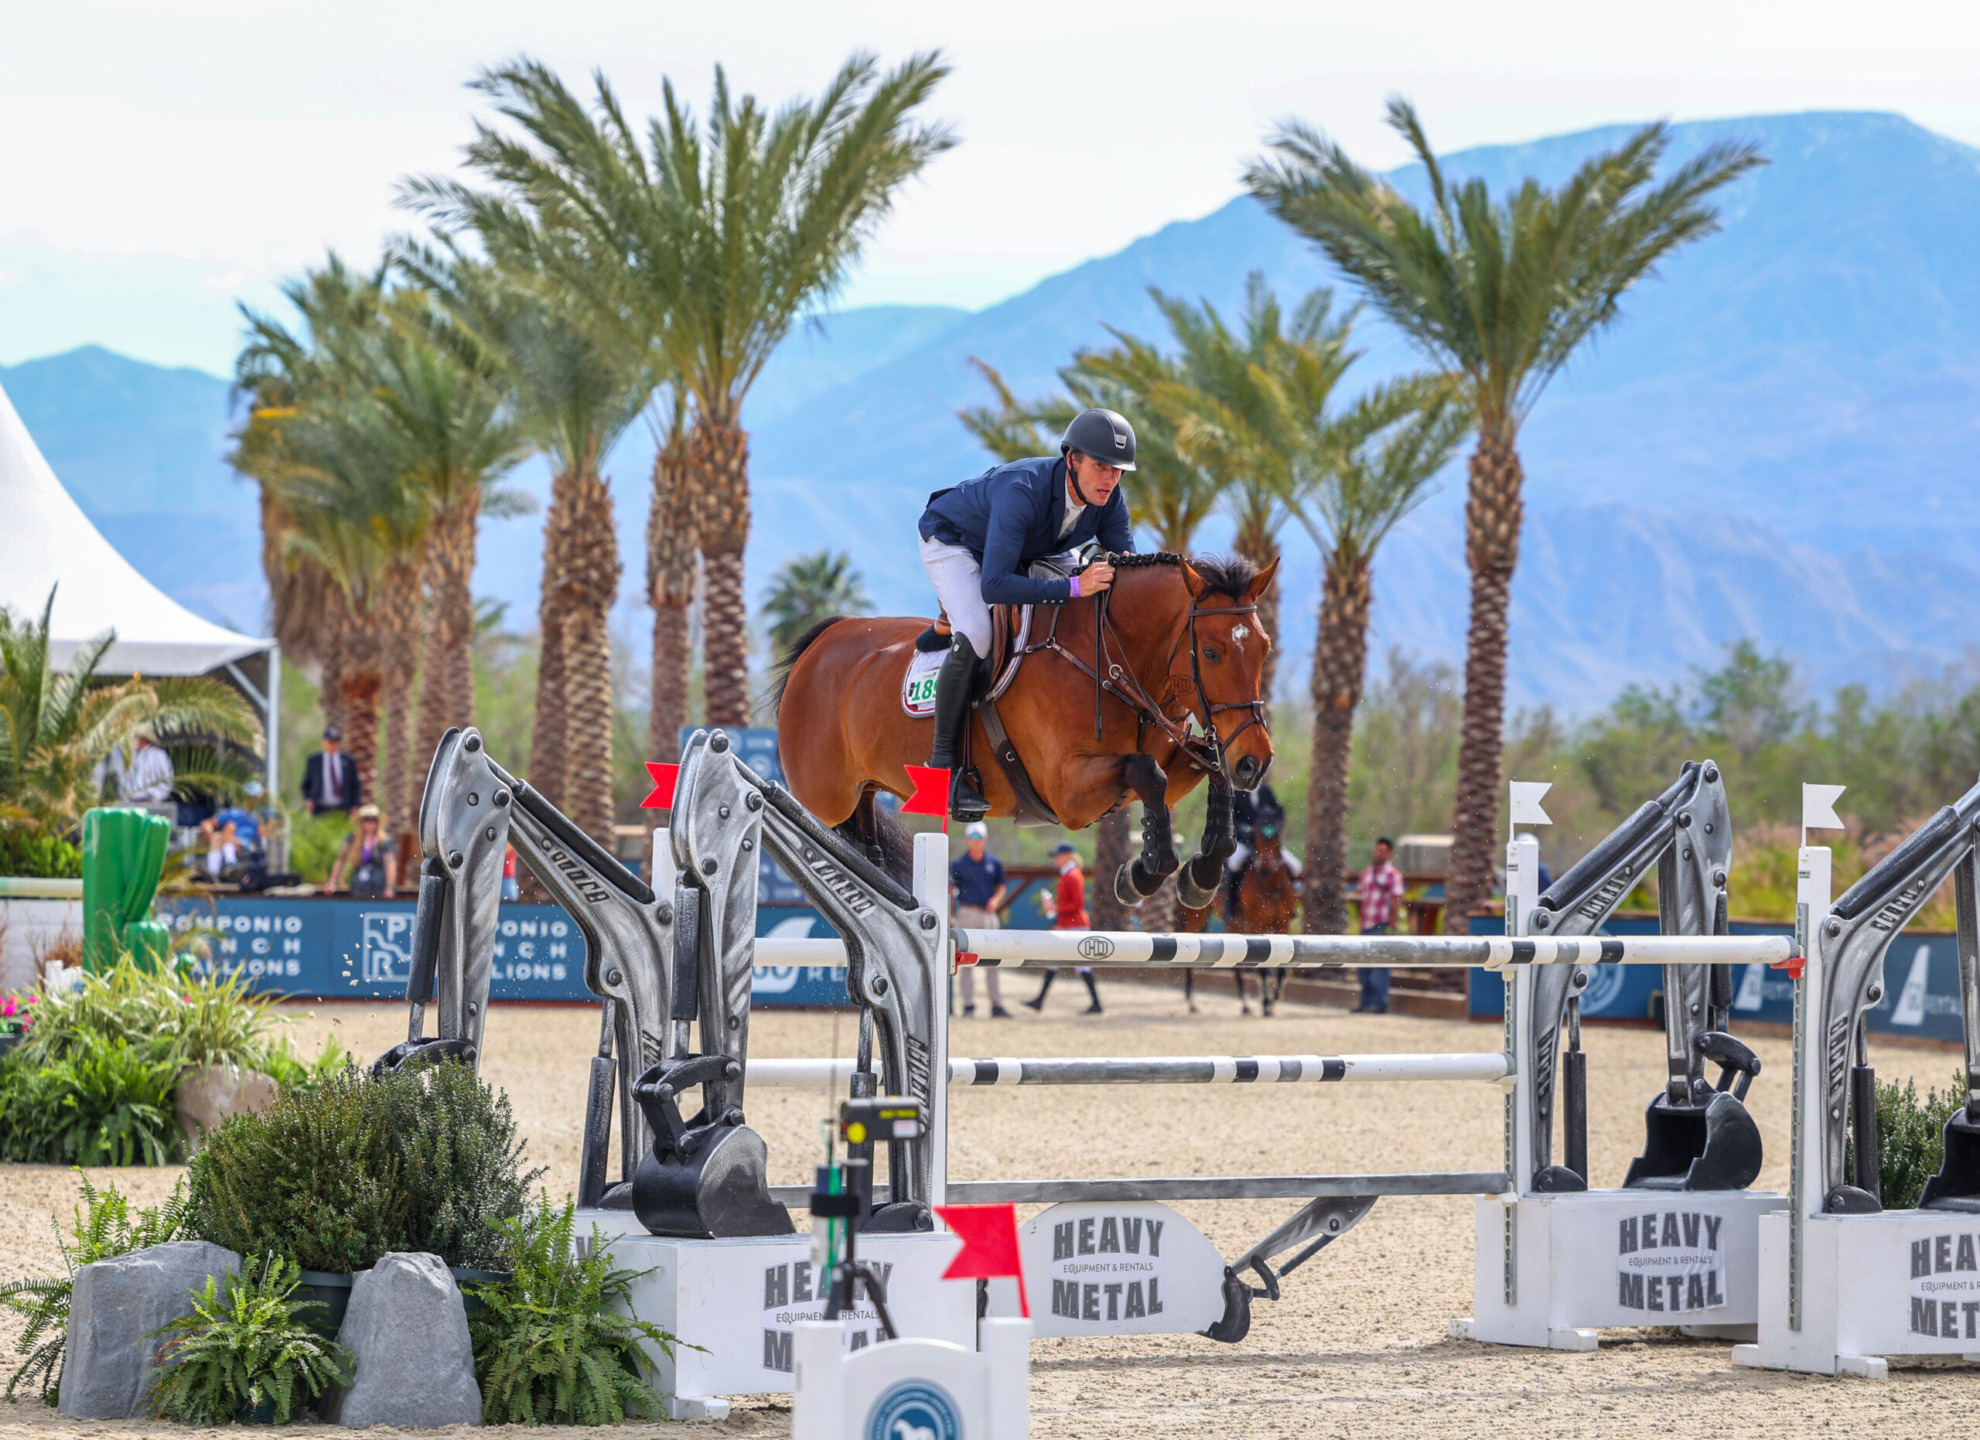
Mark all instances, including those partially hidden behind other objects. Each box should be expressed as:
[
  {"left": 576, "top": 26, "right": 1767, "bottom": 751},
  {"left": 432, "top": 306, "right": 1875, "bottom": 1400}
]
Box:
[{"left": 1060, "top": 408, "right": 1137, "bottom": 473}]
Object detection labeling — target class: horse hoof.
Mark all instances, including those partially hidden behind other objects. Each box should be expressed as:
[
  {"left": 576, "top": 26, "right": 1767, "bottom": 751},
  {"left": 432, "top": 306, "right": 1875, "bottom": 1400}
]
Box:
[
  {"left": 1177, "top": 872, "right": 1218, "bottom": 911},
  {"left": 1113, "top": 865, "right": 1146, "bottom": 909}
]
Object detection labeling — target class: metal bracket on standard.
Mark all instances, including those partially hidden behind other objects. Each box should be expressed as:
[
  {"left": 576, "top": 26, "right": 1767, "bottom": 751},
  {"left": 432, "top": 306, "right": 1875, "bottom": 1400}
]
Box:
[{"left": 1202, "top": 1196, "right": 1378, "bottom": 1343}]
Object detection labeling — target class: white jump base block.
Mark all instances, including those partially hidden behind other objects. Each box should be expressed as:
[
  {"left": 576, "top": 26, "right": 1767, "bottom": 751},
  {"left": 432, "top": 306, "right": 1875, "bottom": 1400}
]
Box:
[
  {"left": 1455, "top": 1190, "right": 1783, "bottom": 1351},
  {"left": 1732, "top": 1210, "right": 1980, "bottom": 1378},
  {"left": 793, "top": 1316, "right": 1031, "bottom": 1440},
  {"left": 586, "top": 1212, "right": 971, "bottom": 1420}
]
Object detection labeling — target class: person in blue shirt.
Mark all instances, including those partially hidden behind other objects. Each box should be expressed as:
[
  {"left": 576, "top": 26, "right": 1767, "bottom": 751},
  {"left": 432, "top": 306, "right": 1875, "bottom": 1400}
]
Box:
[
  {"left": 949, "top": 821, "right": 1011, "bottom": 1018},
  {"left": 917, "top": 408, "right": 1138, "bottom": 819}
]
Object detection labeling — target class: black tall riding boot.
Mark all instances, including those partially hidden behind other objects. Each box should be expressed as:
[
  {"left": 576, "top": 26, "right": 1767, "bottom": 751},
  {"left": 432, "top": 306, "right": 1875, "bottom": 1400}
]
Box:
[{"left": 926, "top": 635, "right": 989, "bottom": 821}]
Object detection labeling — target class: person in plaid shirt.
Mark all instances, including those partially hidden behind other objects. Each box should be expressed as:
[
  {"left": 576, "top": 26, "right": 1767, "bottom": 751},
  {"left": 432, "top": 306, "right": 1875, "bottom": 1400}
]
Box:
[{"left": 1354, "top": 837, "right": 1406, "bottom": 1014}]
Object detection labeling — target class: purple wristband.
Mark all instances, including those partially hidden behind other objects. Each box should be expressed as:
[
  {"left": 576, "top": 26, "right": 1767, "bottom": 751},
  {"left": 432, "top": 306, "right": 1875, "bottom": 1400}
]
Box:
[{"left": 1068, "top": 574, "right": 1082, "bottom": 599}]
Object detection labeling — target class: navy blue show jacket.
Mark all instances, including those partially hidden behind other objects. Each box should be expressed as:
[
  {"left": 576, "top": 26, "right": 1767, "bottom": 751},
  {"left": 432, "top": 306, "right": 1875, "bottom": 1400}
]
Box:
[{"left": 917, "top": 456, "right": 1135, "bottom": 606}]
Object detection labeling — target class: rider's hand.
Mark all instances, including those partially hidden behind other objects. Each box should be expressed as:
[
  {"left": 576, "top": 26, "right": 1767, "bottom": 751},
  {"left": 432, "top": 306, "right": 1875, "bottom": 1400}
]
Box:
[{"left": 1081, "top": 560, "right": 1116, "bottom": 595}]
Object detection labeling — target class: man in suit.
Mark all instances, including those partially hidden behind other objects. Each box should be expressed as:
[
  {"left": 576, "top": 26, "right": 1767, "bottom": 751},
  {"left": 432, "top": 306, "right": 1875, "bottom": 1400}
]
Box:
[
  {"left": 301, "top": 727, "right": 360, "bottom": 815},
  {"left": 916, "top": 408, "right": 1137, "bottom": 819}
]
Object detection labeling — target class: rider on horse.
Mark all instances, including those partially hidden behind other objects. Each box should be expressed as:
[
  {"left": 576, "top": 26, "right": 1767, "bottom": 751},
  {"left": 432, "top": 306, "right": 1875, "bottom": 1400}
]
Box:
[{"left": 917, "top": 408, "right": 1139, "bottom": 819}]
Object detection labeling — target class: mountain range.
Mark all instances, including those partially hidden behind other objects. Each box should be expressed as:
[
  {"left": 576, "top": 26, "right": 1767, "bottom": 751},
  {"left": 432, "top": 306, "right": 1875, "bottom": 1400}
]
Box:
[{"left": 7, "top": 109, "right": 1980, "bottom": 710}]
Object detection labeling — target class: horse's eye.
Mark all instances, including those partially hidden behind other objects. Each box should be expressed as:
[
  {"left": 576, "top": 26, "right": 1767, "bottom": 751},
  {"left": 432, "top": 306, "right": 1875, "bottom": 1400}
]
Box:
[{"left": 1202, "top": 645, "right": 1221, "bottom": 663}]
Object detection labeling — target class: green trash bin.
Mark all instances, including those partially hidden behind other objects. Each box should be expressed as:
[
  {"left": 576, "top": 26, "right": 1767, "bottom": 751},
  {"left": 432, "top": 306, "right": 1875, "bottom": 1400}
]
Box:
[{"left": 82, "top": 807, "right": 173, "bottom": 971}]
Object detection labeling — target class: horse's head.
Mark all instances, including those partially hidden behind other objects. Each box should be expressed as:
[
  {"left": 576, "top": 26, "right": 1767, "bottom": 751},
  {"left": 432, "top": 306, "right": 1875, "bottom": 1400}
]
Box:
[{"left": 1180, "top": 556, "right": 1280, "bottom": 790}]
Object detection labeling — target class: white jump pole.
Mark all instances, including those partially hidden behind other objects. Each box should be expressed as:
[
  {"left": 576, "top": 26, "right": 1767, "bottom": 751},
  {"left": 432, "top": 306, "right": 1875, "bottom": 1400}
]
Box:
[
  {"left": 745, "top": 1052, "right": 1512, "bottom": 1088},
  {"left": 746, "top": 933, "right": 1790, "bottom": 970}
]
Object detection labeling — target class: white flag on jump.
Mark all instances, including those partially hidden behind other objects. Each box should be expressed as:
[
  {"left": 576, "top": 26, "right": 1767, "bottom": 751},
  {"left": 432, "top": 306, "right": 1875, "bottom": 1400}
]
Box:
[
  {"left": 1509, "top": 781, "right": 1554, "bottom": 827},
  {"left": 1802, "top": 783, "right": 1847, "bottom": 833}
]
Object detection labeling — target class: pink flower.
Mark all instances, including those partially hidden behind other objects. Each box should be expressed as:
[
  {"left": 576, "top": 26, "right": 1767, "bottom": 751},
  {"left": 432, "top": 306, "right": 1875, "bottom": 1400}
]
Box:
[{"left": 2, "top": 998, "right": 15, "bottom": 1018}]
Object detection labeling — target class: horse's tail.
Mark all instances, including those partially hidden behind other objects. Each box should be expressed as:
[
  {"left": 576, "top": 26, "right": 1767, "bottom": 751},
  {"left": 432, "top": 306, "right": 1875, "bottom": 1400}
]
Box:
[{"left": 768, "top": 615, "right": 847, "bottom": 714}]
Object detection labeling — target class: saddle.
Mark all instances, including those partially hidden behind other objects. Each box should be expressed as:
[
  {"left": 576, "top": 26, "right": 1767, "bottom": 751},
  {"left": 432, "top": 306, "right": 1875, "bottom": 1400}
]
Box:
[{"left": 915, "top": 555, "right": 1078, "bottom": 828}]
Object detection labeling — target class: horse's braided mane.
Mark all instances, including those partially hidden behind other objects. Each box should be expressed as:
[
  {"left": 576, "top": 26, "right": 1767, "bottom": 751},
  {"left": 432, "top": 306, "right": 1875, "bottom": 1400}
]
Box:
[{"left": 1107, "top": 550, "right": 1257, "bottom": 602}]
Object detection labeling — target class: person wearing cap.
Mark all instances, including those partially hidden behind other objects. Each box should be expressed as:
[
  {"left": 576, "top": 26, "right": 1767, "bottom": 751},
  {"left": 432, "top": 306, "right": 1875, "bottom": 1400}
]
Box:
[
  {"left": 1024, "top": 841, "right": 1103, "bottom": 1015},
  {"left": 916, "top": 409, "right": 1138, "bottom": 820},
  {"left": 301, "top": 727, "right": 360, "bottom": 815},
  {"left": 328, "top": 804, "right": 397, "bottom": 897},
  {"left": 950, "top": 821, "right": 1011, "bottom": 1018}
]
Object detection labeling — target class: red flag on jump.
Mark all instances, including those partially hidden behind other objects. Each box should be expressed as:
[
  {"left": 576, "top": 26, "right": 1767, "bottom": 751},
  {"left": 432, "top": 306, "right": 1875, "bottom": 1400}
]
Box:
[
  {"left": 638, "top": 763, "right": 679, "bottom": 810},
  {"left": 900, "top": 765, "right": 951, "bottom": 819},
  {"left": 933, "top": 1202, "right": 1028, "bottom": 1318}
]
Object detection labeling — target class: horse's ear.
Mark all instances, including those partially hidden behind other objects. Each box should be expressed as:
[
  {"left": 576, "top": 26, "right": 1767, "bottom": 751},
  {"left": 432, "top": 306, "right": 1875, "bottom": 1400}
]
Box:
[
  {"left": 1244, "top": 559, "right": 1280, "bottom": 604},
  {"left": 1178, "top": 559, "right": 1207, "bottom": 599}
]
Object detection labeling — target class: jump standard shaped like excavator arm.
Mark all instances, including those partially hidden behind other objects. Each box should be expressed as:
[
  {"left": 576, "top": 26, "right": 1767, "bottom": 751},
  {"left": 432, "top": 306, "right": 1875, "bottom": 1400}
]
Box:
[
  {"left": 1818, "top": 775, "right": 1980, "bottom": 1215},
  {"left": 376, "top": 725, "right": 790, "bottom": 1239},
  {"left": 664, "top": 728, "right": 950, "bottom": 1232},
  {"left": 1200, "top": 761, "right": 1761, "bottom": 1344},
  {"left": 1520, "top": 758, "right": 1763, "bottom": 1193}
]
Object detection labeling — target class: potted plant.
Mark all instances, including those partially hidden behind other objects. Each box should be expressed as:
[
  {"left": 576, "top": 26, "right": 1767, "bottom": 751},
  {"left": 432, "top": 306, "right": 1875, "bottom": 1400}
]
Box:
[
  {"left": 144, "top": 1255, "right": 352, "bottom": 1424},
  {"left": 188, "top": 1060, "right": 539, "bottom": 1327},
  {"left": 467, "top": 1202, "right": 679, "bottom": 1425}
]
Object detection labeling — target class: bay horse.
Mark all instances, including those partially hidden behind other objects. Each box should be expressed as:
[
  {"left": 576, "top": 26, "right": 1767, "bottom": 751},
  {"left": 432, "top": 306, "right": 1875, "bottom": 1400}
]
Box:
[
  {"left": 775, "top": 552, "right": 1278, "bottom": 907},
  {"left": 1181, "top": 812, "right": 1303, "bottom": 1015}
]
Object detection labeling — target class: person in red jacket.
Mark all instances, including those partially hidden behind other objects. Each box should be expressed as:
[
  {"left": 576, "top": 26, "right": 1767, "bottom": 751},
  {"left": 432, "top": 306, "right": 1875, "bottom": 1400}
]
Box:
[{"left": 1023, "top": 842, "right": 1103, "bottom": 1014}]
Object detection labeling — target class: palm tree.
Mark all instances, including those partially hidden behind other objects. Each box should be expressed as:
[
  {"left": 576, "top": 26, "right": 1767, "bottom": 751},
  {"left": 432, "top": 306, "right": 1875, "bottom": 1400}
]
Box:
[
  {"left": 0, "top": 589, "right": 261, "bottom": 834},
  {"left": 644, "top": 383, "right": 699, "bottom": 781},
  {"left": 763, "top": 551, "right": 872, "bottom": 656},
  {"left": 369, "top": 287, "right": 532, "bottom": 786},
  {"left": 390, "top": 242, "right": 645, "bottom": 843},
  {"left": 233, "top": 259, "right": 389, "bottom": 749},
  {"left": 413, "top": 53, "right": 955, "bottom": 728},
  {"left": 1284, "top": 382, "right": 1469, "bottom": 931},
  {"left": 1150, "top": 280, "right": 1356, "bottom": 706},
  {"left": 1246, "top": 100, "right": 1763, "bottom": 919}
]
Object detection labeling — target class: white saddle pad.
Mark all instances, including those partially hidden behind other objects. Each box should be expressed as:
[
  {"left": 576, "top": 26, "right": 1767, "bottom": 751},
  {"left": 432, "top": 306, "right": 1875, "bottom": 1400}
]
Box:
[{"left": 902, "top": 647, "right": 943, "bottom": 718}]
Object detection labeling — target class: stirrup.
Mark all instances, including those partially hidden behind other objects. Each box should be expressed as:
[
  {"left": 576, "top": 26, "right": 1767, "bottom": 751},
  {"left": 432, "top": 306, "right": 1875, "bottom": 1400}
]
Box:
[{"left": 949, "top": 767, "right": 989, "bottom": 822}]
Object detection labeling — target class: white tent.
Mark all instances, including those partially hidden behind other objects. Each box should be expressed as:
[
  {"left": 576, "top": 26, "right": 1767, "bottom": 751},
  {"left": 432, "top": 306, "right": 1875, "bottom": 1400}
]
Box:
[
  {"left": 0, "top": 375, "right": 278, "bottom": 792},
  {"left": 0, "top": 376, "right": 271, "bottom": 676}
]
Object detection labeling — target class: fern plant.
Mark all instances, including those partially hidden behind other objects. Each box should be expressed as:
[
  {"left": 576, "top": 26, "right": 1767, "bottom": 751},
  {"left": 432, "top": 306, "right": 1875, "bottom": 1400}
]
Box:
[
  {"left": 144, "top": 1255, "right": 352, "bottom": 1425},
  {"left": 466, "top": 1202, "right": 676, "bottom": 1425},
  {"left": 0, "top": 1173, "right": 190, "bottom": 1402}
]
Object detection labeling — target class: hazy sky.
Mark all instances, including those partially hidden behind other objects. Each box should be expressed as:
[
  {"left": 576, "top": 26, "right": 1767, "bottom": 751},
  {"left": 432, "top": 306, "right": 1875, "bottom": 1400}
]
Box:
[{"left": 4, "top": 0, "right": 1978, "bottom": 375}]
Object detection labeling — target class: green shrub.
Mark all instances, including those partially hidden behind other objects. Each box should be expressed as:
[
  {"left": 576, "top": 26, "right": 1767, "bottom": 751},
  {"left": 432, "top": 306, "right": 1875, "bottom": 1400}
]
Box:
[
  {"left": 0, "top": 1036, "right": 182, "bottom": 1166},
  {"left": 467, "top": 1202, "right": 674, "bottom": 1425},
  {"left": 0, "top": 1173, "right": 190, "bottom": 1403},
  {"left": 1857, "top": 1071, "right": 1971, "bottom": 1209},
  {"left": 0, "top": 828, "right": 82, "bottom": 879},
  {"left": 189, "top": 1061, "right": 541, "bottom": 1273},
  {"left": 144, "top": 1255, "right": 352, "bottom": 1425}
]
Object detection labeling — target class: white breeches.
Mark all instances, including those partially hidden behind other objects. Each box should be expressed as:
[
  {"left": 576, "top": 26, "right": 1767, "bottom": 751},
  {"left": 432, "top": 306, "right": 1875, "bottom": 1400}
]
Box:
[{"left": 919, "top": 536, "right": 993, "bottom": 655}]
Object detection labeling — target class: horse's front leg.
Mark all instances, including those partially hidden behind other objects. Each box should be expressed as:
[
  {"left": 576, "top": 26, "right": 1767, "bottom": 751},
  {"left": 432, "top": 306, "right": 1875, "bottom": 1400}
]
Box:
[
  {"left": 1177, "top": 777, "right": 1235, "bottom": 911},
  {"left": 1113, "top": 752, "right": 1180, "bottom": 907}
]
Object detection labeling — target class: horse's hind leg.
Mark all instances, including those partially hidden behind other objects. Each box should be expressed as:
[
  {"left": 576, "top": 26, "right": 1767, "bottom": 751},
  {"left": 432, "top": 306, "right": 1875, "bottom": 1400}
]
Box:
[
  {"left": 1236, "top": 971, "right": 1253, "bottom": 1016},
  {"left": 1112, "top": 753, "right": 1179, "bottom": 908}
]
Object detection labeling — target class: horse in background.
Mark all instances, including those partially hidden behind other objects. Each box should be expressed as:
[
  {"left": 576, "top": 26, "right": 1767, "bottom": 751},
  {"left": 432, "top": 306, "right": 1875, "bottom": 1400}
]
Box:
[{"left": 1181, "top": 795, "right": 1303, "bottom": 1015}]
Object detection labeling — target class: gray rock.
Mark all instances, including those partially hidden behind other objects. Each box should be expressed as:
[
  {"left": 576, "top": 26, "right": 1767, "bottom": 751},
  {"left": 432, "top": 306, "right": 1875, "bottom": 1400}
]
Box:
[
  {"left": 326, "top": 1252, "right": 481, "bottom": 1429},
  {"left": 59, "top": 1240, "right": 241, "bottom": 1419}
]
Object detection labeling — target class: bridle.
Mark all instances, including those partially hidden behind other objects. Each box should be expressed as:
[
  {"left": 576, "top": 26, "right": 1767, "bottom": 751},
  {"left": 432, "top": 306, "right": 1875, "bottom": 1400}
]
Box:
[{"left": 1024, "top": 554, "right": 1268, "bottom": 782}]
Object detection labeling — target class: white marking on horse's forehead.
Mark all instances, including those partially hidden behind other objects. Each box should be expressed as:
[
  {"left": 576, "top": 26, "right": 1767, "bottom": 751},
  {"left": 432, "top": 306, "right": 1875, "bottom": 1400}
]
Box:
[{"left": 1231, "top": 624, "right": 1251, "bottom": 648}]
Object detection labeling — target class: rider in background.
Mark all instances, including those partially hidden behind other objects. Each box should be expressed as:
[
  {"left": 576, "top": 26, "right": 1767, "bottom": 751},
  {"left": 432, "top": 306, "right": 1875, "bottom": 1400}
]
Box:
[
  {"left": 1222, "top": 784, "right": 1302, "bottom": 922},
  {"left": 917, "top": 409, "right": 1138, "bottom": 819}
]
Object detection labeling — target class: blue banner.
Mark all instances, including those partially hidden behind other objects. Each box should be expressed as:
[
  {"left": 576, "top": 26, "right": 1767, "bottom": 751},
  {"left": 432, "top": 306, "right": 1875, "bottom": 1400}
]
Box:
[{"left": 1464, "top": 915, "right": 1966, "bottom": 1046}]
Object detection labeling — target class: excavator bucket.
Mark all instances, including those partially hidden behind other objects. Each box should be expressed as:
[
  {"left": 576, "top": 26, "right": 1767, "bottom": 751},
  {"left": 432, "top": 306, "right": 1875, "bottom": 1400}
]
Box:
[
  {"left": 1918, "top": 1109, "right": 1980, "bottom": 1213},
  {"left": 1623, "top": 1090, "right": 1763, "bottom": 1192}
]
